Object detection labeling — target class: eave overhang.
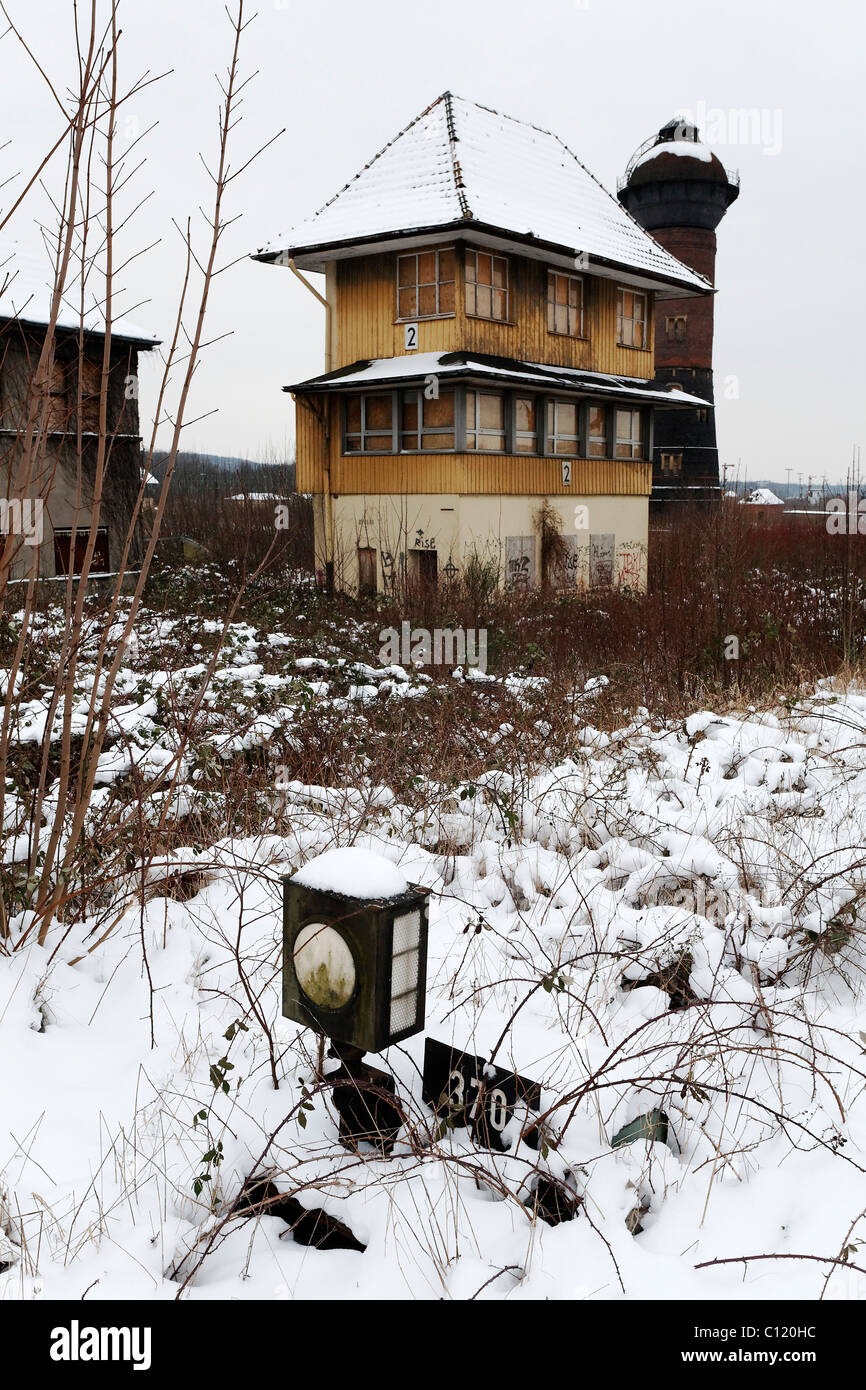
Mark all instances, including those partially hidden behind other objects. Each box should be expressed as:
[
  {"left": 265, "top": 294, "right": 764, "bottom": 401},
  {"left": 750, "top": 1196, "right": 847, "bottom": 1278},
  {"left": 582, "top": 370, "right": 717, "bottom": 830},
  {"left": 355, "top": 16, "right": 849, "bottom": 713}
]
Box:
[
  {"left": 285, "top": 351, "right": 713, "bottom": 410},
  {"left": 253, "top": 219, "right": 713, "bottom": 301}
]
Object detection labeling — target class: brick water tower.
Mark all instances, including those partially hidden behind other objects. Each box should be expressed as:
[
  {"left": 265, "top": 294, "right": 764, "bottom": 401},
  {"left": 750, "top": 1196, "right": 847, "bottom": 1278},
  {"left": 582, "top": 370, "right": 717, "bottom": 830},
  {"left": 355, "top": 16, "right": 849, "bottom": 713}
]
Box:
[{"left": 618, "top": 117, "right": 739, "bottom": 507}]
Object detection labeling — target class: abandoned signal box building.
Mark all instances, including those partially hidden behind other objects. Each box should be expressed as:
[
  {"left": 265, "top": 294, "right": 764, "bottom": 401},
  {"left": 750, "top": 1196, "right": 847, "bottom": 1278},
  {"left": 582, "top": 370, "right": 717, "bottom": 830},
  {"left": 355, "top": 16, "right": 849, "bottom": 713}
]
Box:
[{"left": 255, "top": 93, "right": 717, "bottom": 593}]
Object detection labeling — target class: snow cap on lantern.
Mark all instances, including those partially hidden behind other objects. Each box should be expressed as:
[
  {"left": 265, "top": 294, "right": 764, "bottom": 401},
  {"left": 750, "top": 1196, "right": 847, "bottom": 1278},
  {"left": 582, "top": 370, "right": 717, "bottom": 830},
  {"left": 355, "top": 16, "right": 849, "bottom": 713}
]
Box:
[{"left": 282, "top": 846, "right": 429, "bottom": 1054}]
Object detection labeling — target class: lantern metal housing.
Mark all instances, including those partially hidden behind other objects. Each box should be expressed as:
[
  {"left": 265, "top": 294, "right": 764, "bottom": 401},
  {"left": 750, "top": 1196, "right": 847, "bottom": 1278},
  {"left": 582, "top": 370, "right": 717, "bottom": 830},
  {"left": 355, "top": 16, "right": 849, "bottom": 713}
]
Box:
[{"left": 282, "top": 873, "right": 429, "bottom": 1055}]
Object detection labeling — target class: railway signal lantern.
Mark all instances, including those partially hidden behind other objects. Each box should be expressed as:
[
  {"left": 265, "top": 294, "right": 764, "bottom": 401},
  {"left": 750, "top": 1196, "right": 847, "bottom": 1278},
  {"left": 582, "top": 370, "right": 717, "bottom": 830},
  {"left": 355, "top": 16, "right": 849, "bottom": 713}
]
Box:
[{"left": 282, "top": 847, "right": 429, "bottom": 1056}]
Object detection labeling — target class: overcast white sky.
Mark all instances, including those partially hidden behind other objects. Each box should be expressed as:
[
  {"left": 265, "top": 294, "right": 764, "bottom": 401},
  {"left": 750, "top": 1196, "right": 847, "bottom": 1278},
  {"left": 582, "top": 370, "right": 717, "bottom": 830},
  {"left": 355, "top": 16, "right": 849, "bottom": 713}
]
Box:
[{"left": 2, "top": 0, "right": 864, "bottom": 481}]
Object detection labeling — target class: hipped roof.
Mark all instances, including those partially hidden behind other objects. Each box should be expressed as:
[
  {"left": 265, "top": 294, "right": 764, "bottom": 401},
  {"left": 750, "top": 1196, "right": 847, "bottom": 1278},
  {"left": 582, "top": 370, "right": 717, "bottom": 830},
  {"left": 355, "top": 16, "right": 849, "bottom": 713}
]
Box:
[{"left": 254, "top": 93, "right": 712, "bottom": 299}]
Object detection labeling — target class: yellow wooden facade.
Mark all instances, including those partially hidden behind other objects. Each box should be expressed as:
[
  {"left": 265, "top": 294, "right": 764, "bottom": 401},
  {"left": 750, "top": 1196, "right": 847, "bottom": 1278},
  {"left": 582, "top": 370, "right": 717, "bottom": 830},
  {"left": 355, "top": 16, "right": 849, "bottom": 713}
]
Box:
[
  {"left": 331, "top": 243, "right": 655, "bottom": 379},
  {"left": 295, "top": 395, "right": 651, "bottom": 497}
]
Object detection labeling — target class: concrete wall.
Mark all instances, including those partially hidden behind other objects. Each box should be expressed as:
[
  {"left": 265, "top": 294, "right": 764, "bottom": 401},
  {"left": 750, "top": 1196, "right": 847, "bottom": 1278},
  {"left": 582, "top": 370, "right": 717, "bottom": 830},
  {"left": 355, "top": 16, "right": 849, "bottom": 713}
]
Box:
[{"left": 314, "top": 492, "right": 648, "bottom": 594}]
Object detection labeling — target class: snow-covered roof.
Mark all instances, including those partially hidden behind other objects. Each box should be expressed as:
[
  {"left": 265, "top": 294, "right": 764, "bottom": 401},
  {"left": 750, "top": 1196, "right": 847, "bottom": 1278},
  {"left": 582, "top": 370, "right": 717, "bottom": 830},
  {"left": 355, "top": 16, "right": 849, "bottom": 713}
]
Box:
[
  {"left": 0, "top": 236, "right": 158, "bottom": 344},
  {"left": 288, "top": 350, "right": 713, "bottom": 409},
  {"left": 742, "top": 487, "right": 784, "bottom": 506},
  {"left": 255, "top": 93, "right": 711, "bottom": 298}
]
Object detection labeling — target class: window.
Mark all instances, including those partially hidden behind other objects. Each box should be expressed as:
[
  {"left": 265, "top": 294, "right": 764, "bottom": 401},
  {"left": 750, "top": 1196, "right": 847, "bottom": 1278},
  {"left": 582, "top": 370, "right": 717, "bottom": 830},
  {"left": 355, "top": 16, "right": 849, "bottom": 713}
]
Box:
[
  {"left": 344, "top": 393, "right": 395, "bottom": 453},
  {"left": 546, "top": 399, "right": 580, "bottom": 456},
  {"left": 465, "top": 390, "right": 505, "bottom": 450},
  {"left": 697, "top": 407, "right": 708, "bottom": 423},
  {"left": 660, "top": 452, "right": 683, "bottom": 475},
  {"left": 617, "top": 288, "right": 648, "bottom": 348},
  {"left": 665, "top": 314, "right": 687, "bottom": 342},
  {"left": 514, "top": 396, "right": 539, "bottom": 453},
  {"left": 547, "top": 271, "right": 584, "bottom": 337},
  {"left": 465, "top": 249, "right": 508, "bottom": 320},
  {"left": 396, "top": 247, "right": 455, "bottom": 320},
  {"left": 614, "top": 408, "right": 645, "bottom": 459},
  {"left": 46, "top": 359, "right": 69, "bottom": 432},
  {"left": 588, "top": 404, "right": 607, "bottom": 458},
  {"left": 54, "top": 527, "right": 109, "bottom": 576},
  {"left": 401, "top": 389, "right": 455, "bottom": 451}
]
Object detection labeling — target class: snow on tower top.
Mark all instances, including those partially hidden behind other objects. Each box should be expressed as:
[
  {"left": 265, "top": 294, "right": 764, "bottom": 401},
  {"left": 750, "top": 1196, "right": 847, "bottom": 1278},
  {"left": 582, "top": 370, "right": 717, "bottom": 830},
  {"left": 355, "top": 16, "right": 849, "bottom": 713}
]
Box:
[{"left": 254, "top": 93, "right": 711, "bottom": 298}]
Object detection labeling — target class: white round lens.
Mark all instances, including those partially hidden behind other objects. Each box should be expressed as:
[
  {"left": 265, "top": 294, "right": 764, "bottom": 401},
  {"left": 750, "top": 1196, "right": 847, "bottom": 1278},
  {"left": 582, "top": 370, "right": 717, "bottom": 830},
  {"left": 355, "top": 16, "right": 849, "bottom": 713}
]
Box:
[{"left": 293, "top": 922, "right": 356, "bottom": 1010}]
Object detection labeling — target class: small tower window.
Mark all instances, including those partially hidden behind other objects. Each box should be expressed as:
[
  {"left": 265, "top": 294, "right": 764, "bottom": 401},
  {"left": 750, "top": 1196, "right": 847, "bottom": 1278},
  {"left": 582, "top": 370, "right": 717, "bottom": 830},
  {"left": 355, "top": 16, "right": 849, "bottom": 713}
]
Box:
[
  {"left": 617, "top": 288, "right": 648, "bottom": 348},
  {"left": 660, "top": 452, "right": 683, "bottom": 475},
  {"left": 665, "top": 314, "right": 688, "bottom": 342}
]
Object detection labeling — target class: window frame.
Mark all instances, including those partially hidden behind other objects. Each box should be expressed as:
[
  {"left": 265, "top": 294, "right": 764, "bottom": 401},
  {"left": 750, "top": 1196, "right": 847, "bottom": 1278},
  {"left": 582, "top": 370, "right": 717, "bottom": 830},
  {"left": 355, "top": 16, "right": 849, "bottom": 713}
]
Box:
[
  {"left": 665, "top": 314, "right": 687, "bottom": 342},
  {"left": 614, "top": 407, "right": 646, "bottom": 460},
  {"left": 342, "top": 391, "right": 398, "bottom": 455},
  {"left": 464, "top": 247, "right": 509, "bottom": 322},
  {"left": 546, "top": 270, "right": 586, "bottom": 339},
  {"left": 660, "top": 452, "right": 683, "bottom": 476},
  {"left": 464, "top": 387, "right": 508, "bottom": 452},
  {"left": 399, "top": 386, "right": 457, "bottom": 453},
  {"left": 545, "top": 396, "right": 583, "bottom": 458},
  {"left": 395, "top": 246, "right": 456, "bottom": 322},
  {"left": 616, "top": 287, "right": 649, "bottom": 350}
]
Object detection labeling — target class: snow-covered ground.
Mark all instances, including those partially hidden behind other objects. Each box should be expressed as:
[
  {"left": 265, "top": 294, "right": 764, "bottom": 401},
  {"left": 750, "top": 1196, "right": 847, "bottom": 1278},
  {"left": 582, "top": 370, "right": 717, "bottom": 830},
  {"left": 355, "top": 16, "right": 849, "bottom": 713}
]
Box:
[{"left": 2, "top": 598, "right": 866, "bottom": 1301}]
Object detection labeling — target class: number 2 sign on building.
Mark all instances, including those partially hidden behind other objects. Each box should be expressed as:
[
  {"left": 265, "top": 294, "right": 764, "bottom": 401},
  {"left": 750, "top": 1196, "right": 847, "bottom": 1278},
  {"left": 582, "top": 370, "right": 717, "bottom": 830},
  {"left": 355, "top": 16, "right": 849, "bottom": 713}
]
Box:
[{"left": 422, "top": 1038, "right": 541, "bottom": 1152}]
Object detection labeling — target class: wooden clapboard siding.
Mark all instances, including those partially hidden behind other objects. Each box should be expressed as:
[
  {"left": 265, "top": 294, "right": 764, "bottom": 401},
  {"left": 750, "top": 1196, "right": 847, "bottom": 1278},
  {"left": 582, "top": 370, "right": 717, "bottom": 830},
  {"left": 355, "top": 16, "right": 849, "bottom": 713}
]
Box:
[
  {"left": 335, "top": 244, "right": 654, "bottom": 377},
  {"left": 329, "top": 452, "right": 651, "bottom": 497},
  {"left": 295, "top": 392, "right": 651, "bottom": 495},
  {"left": 294, "top": 394, "right": 328, "bottom": 494}
]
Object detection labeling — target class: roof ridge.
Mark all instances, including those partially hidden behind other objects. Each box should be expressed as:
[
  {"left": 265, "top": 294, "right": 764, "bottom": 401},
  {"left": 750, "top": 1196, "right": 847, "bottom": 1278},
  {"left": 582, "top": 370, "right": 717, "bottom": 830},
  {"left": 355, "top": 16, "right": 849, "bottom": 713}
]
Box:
[{"left": 443, "top": 92, "right": 472, "bottom": 220}]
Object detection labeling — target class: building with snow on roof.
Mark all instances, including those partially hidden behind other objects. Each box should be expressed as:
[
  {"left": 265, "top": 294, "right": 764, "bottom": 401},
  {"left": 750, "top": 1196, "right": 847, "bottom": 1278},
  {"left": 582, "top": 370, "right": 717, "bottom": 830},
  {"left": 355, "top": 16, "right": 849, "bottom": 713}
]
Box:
[
  {"left": 0, "top": 236, "right": 157, "bottom": 583},
  {"left": 254, "top": 93, "right": 715, "bottom": 594}
]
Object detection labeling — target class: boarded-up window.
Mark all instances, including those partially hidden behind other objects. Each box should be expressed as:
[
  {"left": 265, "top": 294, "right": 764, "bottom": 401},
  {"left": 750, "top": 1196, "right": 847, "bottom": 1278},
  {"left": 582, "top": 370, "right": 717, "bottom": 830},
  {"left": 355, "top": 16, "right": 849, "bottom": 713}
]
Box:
[
  {"left": 589, "top": 533, "right": 614, "bottom": 588},
  {"left": 547, "top": 271, "right": 584, "bottom": 337},
  {"left": 617, "top": 288, "right": 647, "bottom": 348},
  {"left": 514, "top": 396, "right": 538, "bottom": 453},
  {"left": 396, "top": 247, "right": 455, "bottom": 319},
  {"left": 465, "top": 390, "right": 505, "bottom": 451},
  {"left": 46, "top": 360, "right": 69, "bottom": 432},
  {"left": 357, "top": 546, "right": 377, "bottom": 594},
  {"left": 614, "top": 408, "right": 645, "bottom": 460},
  {"left": 79, "top": 358, "right": 102, "bottom": 431},
  {"left": 400, "top": 389, "right": 455, "bottom": 450},
  {"left": 505, "top": 535, "right": 536, "bottom": 591},
  {"left": 465, "top": 249, "right": 508, "bottom": 320},
  {"left": 343, "top": 393, "right": 395, "bottom": 453},
  {"left": 54, "top": 527, "right": 110, "bottom": 576},
  {"left": 588, "top": 404, "right": 607, "bottom": 457},
  {"left": 546, "top": 399, "right": 580, "bottom": 456}
]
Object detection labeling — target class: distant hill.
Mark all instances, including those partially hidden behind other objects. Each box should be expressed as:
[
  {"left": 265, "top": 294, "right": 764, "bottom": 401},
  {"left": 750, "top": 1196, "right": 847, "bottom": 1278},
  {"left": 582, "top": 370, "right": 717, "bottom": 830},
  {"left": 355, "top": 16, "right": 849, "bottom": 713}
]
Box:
[{"left": 148, "top": 450, "right": 296, "bottom": 496}]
